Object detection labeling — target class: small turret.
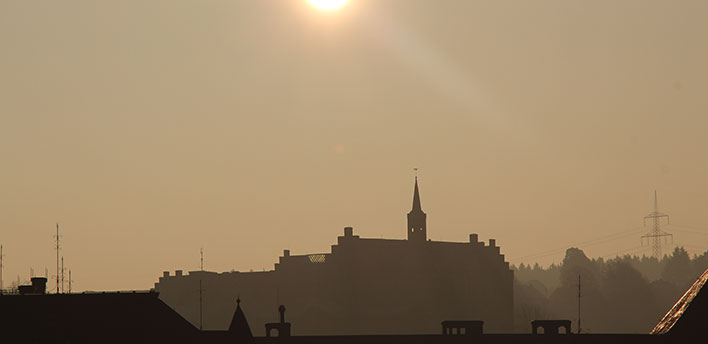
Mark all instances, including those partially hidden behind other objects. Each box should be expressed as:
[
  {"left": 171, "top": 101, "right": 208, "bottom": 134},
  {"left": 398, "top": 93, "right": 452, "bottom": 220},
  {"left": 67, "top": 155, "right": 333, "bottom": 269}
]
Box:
[{"left": 228, "top": 297, "right": 254, "bottom": 342}]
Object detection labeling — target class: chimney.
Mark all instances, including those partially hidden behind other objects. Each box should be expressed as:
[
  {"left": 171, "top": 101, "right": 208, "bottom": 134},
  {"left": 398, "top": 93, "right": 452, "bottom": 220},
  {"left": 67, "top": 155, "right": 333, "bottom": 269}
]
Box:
[
  {"left": 489, "top": 239, "right": 501, "bottom": 255},
  {"left": 31, "top": 277, "right": 47, "bottom": 295},
  {"left": 175, "top": 270, "right": 183, "bottom": 277},
  {"left": 469, "top": 234, "right": 479, "bottom": 244},
  {"left": 344, "top": 227, "right": 353, "bottom": 237},
  {"left": 163, "top": 271, "right": 170, "bottom": 278},
  {"left": 279, "top": 305, "right": 286, "bottom": 323},
  {"left": 283, "top": 249, "right": 290, "bottom": 257}
]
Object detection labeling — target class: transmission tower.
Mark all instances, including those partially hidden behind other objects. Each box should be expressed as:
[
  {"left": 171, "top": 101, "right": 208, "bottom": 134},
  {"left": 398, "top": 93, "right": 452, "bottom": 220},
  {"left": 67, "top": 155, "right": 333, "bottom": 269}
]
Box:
[{"left": 641, "top": 191, "right": 672, "bottom": 259}]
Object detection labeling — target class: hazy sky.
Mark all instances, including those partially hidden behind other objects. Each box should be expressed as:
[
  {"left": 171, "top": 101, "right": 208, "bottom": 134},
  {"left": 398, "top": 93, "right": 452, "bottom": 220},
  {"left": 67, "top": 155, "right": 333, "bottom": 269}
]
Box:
[{"left": 2, "top": 0, "right": 708, "bottom": 291}]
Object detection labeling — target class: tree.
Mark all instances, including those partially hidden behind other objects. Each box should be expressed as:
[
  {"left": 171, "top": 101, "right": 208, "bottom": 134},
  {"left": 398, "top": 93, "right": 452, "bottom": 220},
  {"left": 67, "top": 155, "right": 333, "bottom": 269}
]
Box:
[
  {"left": 691, "top": 250, "right": 708, "bottom": 278},
  {"left": 602, "top": 262, "right": 654, "bottom": 332},
  {"left": 548, "top": 248, "right": 605, "bottom": 332},
  {"left": 559, "top": 248, "right": 600, "bottom": 290},
  {"left": 514, "top": 279, "right": 551, "bottom": 333},
  {"left": 661, "top": 247, "right": 695, "bottom": 289}
]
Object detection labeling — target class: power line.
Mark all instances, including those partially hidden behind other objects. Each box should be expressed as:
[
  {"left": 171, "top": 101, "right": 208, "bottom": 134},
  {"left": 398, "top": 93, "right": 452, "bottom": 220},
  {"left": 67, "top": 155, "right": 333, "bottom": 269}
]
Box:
[
  {"left": 672, "top": 223, "right": 708, "bottom": 231},
  {"left": 668, "top": 224, "right": 708, "bottom": 236},
  {"left": 600, "top": 245, "right": 647, "bottom": 259},
  {"left": 511, "top": 228, "right": 643, "bottom": 262},
  {"left": 510, "top": 226, "right": 644, "bottom": 262},
  {"left": 666, "top": 227, "right": 708, "bottom": 236},
  {"left": 679, "top": 244, "right": 708, "bottom": 252}
]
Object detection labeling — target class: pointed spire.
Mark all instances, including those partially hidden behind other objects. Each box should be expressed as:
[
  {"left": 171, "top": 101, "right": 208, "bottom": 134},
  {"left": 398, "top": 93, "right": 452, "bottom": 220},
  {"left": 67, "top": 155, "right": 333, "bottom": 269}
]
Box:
[
  {"left": 229, "top": 297, "right": 253, "bottom": 342},
  {"left": 412, "top": 176, "right": 422, "bottom": 212},
  {"left": 407, "top": 171, "right": 427, "bottom": 241}
]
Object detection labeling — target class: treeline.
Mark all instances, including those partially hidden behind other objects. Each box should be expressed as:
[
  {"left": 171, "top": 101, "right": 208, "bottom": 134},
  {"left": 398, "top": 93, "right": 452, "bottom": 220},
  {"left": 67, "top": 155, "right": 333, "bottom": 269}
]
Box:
[{"left": 512, "top": 247, "right": 708, "bottom": 333}]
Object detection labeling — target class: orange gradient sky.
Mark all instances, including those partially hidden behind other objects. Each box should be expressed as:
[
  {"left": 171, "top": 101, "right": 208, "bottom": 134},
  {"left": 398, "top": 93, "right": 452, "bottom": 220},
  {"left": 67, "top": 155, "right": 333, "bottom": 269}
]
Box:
[{"left": 2, "top": 0, "right": 708, "bottom": 291}]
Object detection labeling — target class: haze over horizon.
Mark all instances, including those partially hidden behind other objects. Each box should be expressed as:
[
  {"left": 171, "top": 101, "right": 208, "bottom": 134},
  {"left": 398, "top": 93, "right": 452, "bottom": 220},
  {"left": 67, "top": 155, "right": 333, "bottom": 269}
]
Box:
[{"left": 2, "top": 0, "right": 708, "bottom": 291}]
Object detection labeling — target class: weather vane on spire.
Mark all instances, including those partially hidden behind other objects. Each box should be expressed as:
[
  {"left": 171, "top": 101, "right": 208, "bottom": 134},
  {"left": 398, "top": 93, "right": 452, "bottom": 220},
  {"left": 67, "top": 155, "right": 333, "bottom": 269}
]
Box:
[{"left": 413, "top": 167, "right": 418, "bottom": 179}]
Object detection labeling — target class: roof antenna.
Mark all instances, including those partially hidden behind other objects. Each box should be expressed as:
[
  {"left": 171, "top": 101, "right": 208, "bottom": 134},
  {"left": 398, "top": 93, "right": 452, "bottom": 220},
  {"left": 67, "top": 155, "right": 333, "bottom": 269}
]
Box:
[
  {"left": 0, "top": 244, "right": 4, "bottom": 292},
  {"left": 54, "top": 223, "right": 61, "bottom": 294},
  {"left": 199, "top": 246, "right": 204, "bottom": 330},
  {"left": 578, "top": 275, "right": 582, "bottom": 334},
  {"left": 199, "top": 279, "right": 203, "bottom": 330}
]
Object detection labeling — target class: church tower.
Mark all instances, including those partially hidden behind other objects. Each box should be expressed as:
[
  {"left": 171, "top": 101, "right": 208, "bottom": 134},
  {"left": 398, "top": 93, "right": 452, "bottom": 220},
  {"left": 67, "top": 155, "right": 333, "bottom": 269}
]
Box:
[{"left": 407, "top": 176, "right": 427, "bottom": 242}]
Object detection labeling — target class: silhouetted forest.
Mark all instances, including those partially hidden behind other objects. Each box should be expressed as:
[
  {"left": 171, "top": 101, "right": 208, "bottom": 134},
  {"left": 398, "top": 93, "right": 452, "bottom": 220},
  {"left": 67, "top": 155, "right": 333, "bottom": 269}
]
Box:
[{"left": 513, "top": 247, "right": 708, "bottom": 333}]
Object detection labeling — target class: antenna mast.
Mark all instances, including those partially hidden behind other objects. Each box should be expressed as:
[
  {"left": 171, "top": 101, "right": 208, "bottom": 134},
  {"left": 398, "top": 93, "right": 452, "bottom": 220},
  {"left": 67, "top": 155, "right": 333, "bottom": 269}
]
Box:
[
  {"left": 577, "top": 275, "right": 582, "bottom": 334},
  {"left": 199, "top": 247, "right": 204, "bottom": 330},
  {"left": 55, "top": 223, "right": 61, "bottom": 294},
  {"left": 61, "top": 256, "right": 65, "bottom": 293},
  {"left": 199, "top": 279, "right": 203, "bottom": 330},
  {"left": 641, "top": 191, "right": 672, "bottom": 259},
  {"left": 68, "top": 269, "right": 72, "bottom": 293},
  {"left": 0, "top": 244, "right": 4, "bottom": 292}
]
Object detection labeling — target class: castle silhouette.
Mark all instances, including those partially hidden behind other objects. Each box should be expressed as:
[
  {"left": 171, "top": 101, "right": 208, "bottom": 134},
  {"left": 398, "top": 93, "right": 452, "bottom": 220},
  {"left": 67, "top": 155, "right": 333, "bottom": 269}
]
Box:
[{"left": 155, "top": 177, "right": 513, "bottom": 334}]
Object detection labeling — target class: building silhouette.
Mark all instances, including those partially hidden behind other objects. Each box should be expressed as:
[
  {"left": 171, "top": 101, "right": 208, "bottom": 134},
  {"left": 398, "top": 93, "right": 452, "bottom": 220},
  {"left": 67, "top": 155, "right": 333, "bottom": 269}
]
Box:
[
  {"left": 155, "top": 178, "right": 514, "bottom": 334},
  {"left": 3, "top": 180, "right": 705, "bottom": 342},
  {"left": 0, "top": 279, "right": 688, "bottom": 343},
  {"left": 0, "top": 289, "right": 201, "bottom": 343}
]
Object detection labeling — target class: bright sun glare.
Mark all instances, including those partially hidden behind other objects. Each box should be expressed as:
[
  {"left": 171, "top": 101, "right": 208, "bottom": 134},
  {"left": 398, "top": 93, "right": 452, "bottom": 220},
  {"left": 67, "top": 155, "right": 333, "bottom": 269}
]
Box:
[{"left": 308, "top": 0, "right": 349, "bottom": 11}]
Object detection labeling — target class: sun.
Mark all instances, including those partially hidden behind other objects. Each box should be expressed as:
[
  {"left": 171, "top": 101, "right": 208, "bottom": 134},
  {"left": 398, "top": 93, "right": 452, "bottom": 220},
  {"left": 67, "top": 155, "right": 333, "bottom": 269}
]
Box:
[{"left": 307, "top": 0, "right": 349, "bottom": 11}]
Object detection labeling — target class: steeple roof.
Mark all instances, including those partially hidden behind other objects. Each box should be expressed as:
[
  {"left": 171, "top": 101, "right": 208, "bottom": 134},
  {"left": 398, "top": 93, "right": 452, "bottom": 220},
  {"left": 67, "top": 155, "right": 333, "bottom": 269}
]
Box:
[
  {"left": 229, "top": 298, "right": 253, "bottom": 342},
  {"left": 411, "top": 176, "right": 423, "bottom": 212}
]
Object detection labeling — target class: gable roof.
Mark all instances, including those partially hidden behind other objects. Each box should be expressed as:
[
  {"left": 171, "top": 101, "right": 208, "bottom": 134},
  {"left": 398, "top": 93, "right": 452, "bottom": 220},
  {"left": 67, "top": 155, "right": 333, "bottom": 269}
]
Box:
[
  {"left": 652, "top": 267, "right": 708, "bottom": 336},
  {"left": 0, "top": 291, "right": 199, "bottom": 343}
]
